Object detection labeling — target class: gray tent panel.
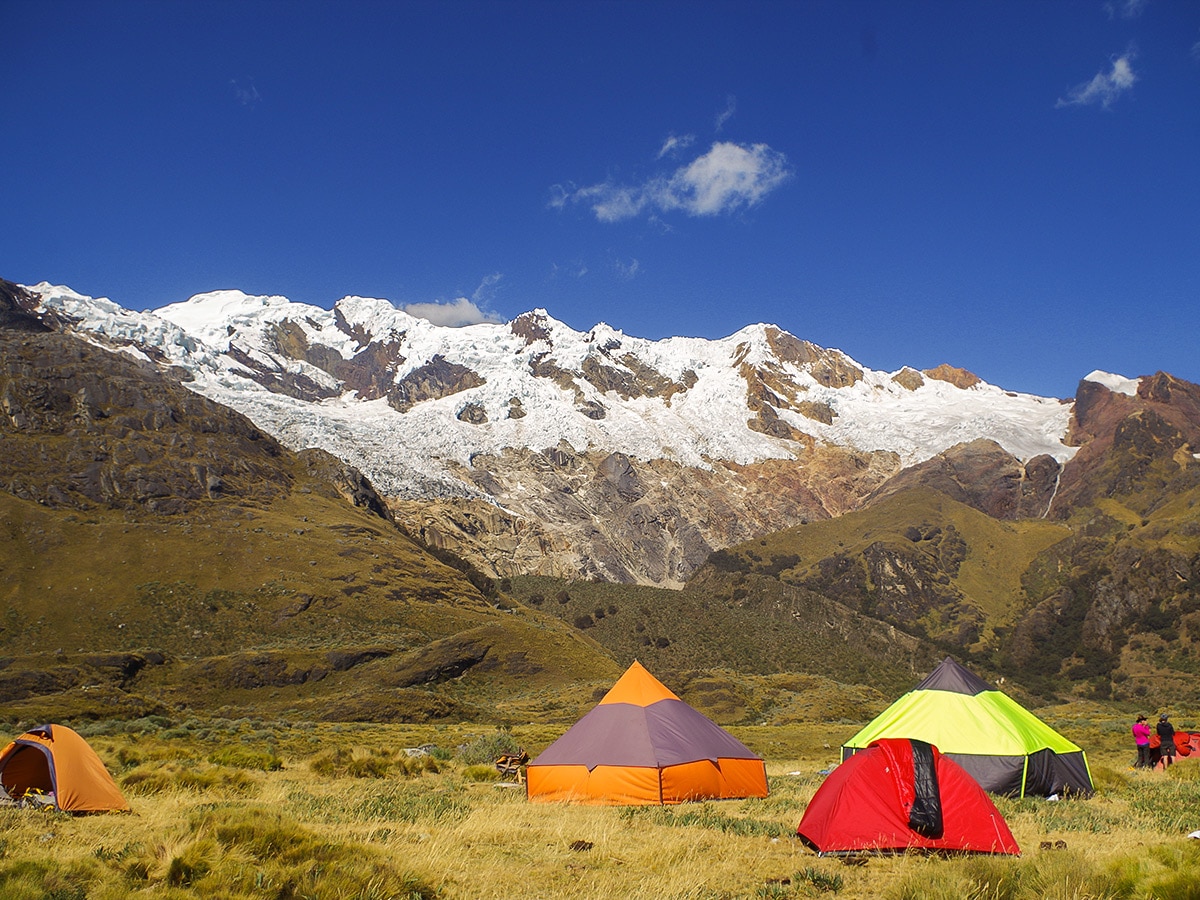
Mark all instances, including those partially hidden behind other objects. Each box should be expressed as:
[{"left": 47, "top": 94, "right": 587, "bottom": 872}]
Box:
[
  {"left": 912, "top": 657, "right": 993, "bottom": 696},
  {"left": 944, "top": 750, "right": 1094, "bottom": 798}
]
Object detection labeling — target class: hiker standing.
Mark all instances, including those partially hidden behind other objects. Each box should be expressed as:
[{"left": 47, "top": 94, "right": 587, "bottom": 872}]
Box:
[
  {"left": 1157, "top": 714, "right": 1176, "bottom": 769},
  {"left": 1132, "top": 714, "right": 1152, "bottom": 768}
]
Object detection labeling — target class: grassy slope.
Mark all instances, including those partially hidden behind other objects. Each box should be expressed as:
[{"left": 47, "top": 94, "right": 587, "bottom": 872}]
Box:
[
  {"left": 0, "top": 481, "right": 619, "bottom": 724},
  {"left": 504, "top": 574, "right": 941, "bottom": 706},
  {"left": 1, "top": 712, "right": 1197, "bottom": 900},
  {"left": 753, "top": 487, "right": 1072, "bottom": 626}
]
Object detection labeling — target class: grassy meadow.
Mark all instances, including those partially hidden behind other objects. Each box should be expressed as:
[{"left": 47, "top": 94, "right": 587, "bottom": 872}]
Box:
[{"left": 2, "top": 711, "right": 1200, "bottom": 900}]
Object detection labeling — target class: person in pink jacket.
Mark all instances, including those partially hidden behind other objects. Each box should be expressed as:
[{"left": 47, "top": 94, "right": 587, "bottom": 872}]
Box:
[{"left": 1132, "top": 714, "right": 1152, "bottom": 768}]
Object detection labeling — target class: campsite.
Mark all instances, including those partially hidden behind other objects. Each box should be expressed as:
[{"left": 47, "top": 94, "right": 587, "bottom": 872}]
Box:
[{"left": 2, "top": 679, "right": 1199, "bottom": 899}]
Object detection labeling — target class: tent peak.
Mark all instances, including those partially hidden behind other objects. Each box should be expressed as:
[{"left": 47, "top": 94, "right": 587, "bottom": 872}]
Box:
[
  {"left": 913, "top": 657, "right": 994, "bottom": 696},
  {"left": 600, "top": 661, "right": 680, "bottom": 707}
]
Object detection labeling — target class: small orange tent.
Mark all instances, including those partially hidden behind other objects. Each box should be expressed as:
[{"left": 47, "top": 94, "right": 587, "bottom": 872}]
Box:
[
  {"left": 0, "top": 724, "right": 128, "bottom": 812},
  {"left": 526, "top": 661, "right": 768, "bottom": 805}
]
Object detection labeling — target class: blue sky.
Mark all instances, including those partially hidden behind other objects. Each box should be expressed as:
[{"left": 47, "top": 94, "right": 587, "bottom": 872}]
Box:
[{"left": 3, "top": 0, "right": 1198, "bottom": 398}]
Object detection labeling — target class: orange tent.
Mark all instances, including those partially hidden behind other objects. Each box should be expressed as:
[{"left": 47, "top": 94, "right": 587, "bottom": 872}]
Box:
[
  {"left": 526, "top": 661, "right": 768, "bottom": 805},
  {"left": 0, "top": 724, "right": 128, "bottom": 812}
]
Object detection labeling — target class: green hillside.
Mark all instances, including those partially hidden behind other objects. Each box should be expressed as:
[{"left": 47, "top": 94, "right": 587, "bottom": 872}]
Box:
[
  {"left": 0, "top": 317, "right": 620, "bottom": 725},
  {"left": 701, "top": 487, "right": 1071, "bottom": 648},
  {"left": 503, "top": 573, "right": 941, "bottom": 701},
  {"left": 0, "top": 483, "right": 620, "bottom": 724}
]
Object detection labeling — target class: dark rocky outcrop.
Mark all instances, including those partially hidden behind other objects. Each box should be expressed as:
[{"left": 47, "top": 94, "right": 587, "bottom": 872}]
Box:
[
  {"left": 1, "top": 326, "right": 291, "bottom": 513},
  {"left": 866, "top": 439, "right": 1061, "bottom": 520},
  {"left": 389, "top": 354, "right": 486, "bottom": 412}
]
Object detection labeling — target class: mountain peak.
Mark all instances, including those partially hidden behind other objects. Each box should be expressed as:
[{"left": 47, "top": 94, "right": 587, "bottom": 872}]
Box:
[
  {"left": 1083, "top": 370, "right": 1139, "bottom": 396},
  {"left": 22, "top": 279, "right": 1079, "bottom": 501}
]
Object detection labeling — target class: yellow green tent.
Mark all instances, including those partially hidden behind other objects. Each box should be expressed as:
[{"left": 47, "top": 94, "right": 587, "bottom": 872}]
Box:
[{"left": 843, "top": 657, "right": 1093, "bottom": 798}]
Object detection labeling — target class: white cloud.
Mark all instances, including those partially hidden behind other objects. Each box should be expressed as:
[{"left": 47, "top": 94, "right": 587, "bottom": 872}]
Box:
[
  {"left": 662, "top": 142, "right": 791, "bottom": 215},
  {"left": 555, "top": 141, "right": 791, "bottom": 223},
  {"left": 471, "top": 272, "right": 503, "bottom": 306},
  {"left": 549, "top": 260, "right": 589, "bottom": 280},
  {"left": 1104, "top": 0, "right": 1147, "bottom": 19},
  {"left": 613, "top": 257, "right": 641, "bottom": 280},
  {"left": 715, "top": 94, "right": 737, "bottom": 132},
  {"left": 1056, "top": 53, "right": 1137, "bottom": 109},
  {"left": 402, "top": 296, "right": 503, "bottom": 327},
  {"left": 230, "top": 78, "right": 261, "bottom": 107},
  {"left": 576, "top": 182, "right": 647, "bottom": 223},
  {"left": 657, "top": 133, "right": 696, "bottom": 159}
]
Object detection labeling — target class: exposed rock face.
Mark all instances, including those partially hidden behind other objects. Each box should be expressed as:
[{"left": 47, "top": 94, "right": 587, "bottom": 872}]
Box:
[
  {"left": 0, "top": 283, "right": 389, "bottom": 521},
  {"left": 510, "top": 310, "right": 551, "bottom": 345},
  {"left": 297, "top": 448, "right": 394, "bottom": 521},
  {"left": 1053, "top": 373, "right": 1200, "bottom": 517},
  {"left": 17, "top": 279, "right": 1080, "bottom": 587},
  {"left": 923, "top": 363, "right": 981, "bottom": 389},
  {"left": 790, "top": 520, "right": 981, "bottom": 648},
  {"left": 891, "top": 367, "right": 925, "bottom": 391},
  {"left": 866, "top": 439, "right": 1061, "bottom": 520},
  {"left": 0, "top": 280, "right": 58, "bottom": 332},
  {"left": 0, "top": 330, "right": 292, "bottom": 513},
  {"left": 226, "top": 343, "right": 342, "bottom": 402},
  {"left": 391, "top": 444, "right": 902, "bottom": 586},
  {"left": 763, "top": 327, "right": 864, "bottom": 387},
  {"left": 390, "top": 354, "right": 486, "bottom": 412}
]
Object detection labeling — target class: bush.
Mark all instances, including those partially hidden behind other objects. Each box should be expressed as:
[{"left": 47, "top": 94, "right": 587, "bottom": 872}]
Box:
[
  {"left": 308, "top": 746, "right": 408, "bottom": 778},
  {"left": 463, "top": 764, "right": 499, "bottom": 782},
  {"left": 209, "top": 746, "right": 282, "bottom": 771},
  {"left": 121, "top": 763, "right": 255, "bottom": 796},
  {"left": 456, "top": 731, "right": 522, "bottom": 765}
]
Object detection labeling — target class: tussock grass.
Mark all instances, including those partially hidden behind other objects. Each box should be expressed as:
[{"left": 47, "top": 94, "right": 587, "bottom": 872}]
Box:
[
  {"left": 121, "top": 762, "right": 258, "bottom": 796},
  {"left": 208, "top": 745, "right": 283, "bottom": 771},
  {"left": 1, "top": 720, "right": 1199, "bottom": 899},
  {"left": 313, "top": 745, "right": 439, "bottom": 779}
]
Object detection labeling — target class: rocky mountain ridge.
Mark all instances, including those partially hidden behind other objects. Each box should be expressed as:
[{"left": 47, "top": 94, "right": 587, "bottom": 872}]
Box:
[
  {"left": 0, "top": 278, "right": 933, "bottom": 721},
  {"left": 698, "top": 369, "right": 1200, "bottom": 705},
  {"left": 24, "top": 280, "right": 1075, "bottom": 586},
  {"left": 6, "top": 275, "right": 1200, "bottom": 707}
]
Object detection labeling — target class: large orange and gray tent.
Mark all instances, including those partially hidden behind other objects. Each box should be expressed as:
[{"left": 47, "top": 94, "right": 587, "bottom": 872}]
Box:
[
  {"left": 526, "top": 661, "right": 769, "bottom": 805},
  {"left": 842, "top": 657, "right": 1093, "bottom": 798},
  {"left": 0, "top": 724, "right": 128, "bottom": 812}
]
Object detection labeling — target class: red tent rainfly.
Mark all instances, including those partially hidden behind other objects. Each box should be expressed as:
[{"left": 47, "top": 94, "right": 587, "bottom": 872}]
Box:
[{"left": 798, "top": 738, "right": 1019, "bottom": 856}]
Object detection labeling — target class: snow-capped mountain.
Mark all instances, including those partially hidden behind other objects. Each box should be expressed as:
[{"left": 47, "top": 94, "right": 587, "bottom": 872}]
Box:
[
  {"left": 24, "top": 281, "right": 1088, "bottom": 585},
  {"left": 29, "top": 283, "right": 1074, "bottom": 485}
]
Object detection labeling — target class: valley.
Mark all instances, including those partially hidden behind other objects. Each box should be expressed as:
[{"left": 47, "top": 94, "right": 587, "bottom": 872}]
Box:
[{"left": 4, "top": 274, "right": 1200, "bottom": 898}]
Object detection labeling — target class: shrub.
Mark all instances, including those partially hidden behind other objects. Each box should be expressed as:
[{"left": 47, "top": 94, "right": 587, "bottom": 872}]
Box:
[
  {"left": 308, "top": 746, "right": 405, "bottom": 778},
  {"left": 708, "top": 549, "right": 749, "bottom": 573},
  {"left": 456, "top": 731, "right": 522, "bottom": 765},
  {"left": 176, "top": 805, "right": 443, "bottom": 897},
  {"left": 352, "top": 784, "right": 470, "bottom": 823},
  {"left": 120, "top": 763, "right": 255, "bottom": 796},
  {"left": 209, "top": 746, "right": 282, "bottom": 771},
  {"left": 463, "top": 764, "right": 499, "bottom": 782},
  {"left": 797, "top": 865, "right": 843, "bottom": 893}
]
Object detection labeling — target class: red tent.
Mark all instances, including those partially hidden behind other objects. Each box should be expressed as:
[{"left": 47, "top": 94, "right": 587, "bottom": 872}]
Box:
[
  {"left": 1174, "top": 732, "right": 1199, "bottom": 757},
  {"left": 798, "top": 738, "right": 1019, "bottom": 856}
]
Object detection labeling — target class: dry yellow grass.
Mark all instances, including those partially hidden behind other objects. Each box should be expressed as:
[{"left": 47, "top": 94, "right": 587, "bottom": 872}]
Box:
[{"left": 1, "top": 720, "right": 1198, "bottom": 899}]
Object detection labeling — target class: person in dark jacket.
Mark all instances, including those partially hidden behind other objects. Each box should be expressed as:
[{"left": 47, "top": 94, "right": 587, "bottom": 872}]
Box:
[{"left": 1157, "top": 714, "right": 1176, "bottom": 769}]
